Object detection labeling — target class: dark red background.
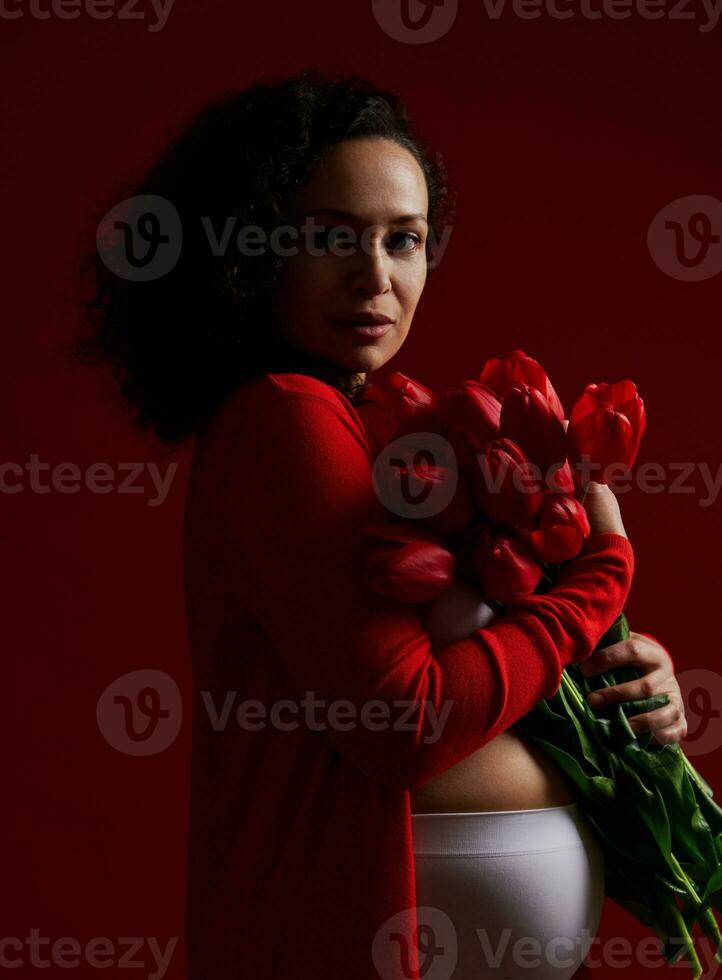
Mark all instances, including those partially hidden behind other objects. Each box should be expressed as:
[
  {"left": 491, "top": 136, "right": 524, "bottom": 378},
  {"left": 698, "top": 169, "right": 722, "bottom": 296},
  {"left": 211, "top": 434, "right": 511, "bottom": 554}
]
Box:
[{"left": 3, "top": 2, "right": 722, "bottom": 977}]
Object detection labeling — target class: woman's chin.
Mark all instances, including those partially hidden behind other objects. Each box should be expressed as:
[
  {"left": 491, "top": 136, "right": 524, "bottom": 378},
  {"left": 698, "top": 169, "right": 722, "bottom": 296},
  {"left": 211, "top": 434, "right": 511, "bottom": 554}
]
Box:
[{"left": 335, "top": 342, "right": 393, "bottom": 375}]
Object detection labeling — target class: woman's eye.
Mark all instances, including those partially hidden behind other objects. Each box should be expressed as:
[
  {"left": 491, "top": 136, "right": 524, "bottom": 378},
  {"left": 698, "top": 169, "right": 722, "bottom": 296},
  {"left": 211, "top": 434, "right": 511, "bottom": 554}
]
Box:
[
  {"left": 386, "top": 231, "right": 423, "bottom": 253},
  {"left": 306, "top": 228, "right": 423, "bottom": 255}
]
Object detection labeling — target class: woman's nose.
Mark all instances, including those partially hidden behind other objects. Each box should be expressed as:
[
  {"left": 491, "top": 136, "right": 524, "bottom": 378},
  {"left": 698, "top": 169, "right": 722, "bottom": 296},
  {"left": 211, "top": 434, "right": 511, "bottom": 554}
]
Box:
[{"left": 346, "top": 244, "right": 392, "bottom": 296}]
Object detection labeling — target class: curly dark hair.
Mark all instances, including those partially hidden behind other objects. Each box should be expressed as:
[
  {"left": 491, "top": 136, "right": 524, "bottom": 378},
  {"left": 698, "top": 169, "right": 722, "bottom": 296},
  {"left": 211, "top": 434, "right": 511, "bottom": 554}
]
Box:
[{"left": 75, "top": 67, "right": 457, "bottom": 446}]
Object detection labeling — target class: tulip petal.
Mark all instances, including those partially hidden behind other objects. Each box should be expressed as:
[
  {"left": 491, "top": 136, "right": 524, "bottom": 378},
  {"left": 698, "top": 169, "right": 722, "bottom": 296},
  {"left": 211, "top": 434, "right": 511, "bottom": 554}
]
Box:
[
  {"left": 473, "top": 530, "right": 544, "bottom": 604},
  {"left": 567, "top": 379, "right": 646, "bottom": 475},
  {"left": 365, "top": 539, "right": 455, "bottom": 602},
  {"left": 473, "top": 438, "right": 545, "bottom": 524},
  {"left": 480, "top": 350, "right": 565, "bottom": 421},
  {"left": 500, "top": 383, "right": 567, "bottom": 473}
]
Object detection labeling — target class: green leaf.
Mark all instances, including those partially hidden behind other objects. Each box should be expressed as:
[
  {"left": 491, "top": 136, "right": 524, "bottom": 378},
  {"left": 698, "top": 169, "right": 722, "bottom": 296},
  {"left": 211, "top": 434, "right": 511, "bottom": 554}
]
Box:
[
  {"left": 518, "top": 606, "right": 722, "bottom": 975},
  {"left": 583, "top": 807, "right": 663, "bottom": 867},
  {"left": 590, "top": 703, "right": 640, "bottom": 753},
  {"left": 555, "top": 677, "right": 604, "bottom": 773},
  {"left": 700, "top": 865, "right": 722, "bottom": 913},
  {"left": 594, "top": 693, "right": 671, "bottom": 721},
  {"left": 684, "top": 757, "right": 722, "bottom": 837},
  {"left": 607, "top": 754, "right": 675, "bottom": 864},
  {"left": 623, "top": 742, "right": 721, "bottom": 869}
]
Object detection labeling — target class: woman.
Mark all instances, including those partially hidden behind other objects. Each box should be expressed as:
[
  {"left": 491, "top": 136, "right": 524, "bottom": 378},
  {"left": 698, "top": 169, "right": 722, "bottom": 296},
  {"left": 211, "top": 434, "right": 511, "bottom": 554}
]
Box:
[{"left": 80, "top": 69, "right": 687, "bottom": 980}]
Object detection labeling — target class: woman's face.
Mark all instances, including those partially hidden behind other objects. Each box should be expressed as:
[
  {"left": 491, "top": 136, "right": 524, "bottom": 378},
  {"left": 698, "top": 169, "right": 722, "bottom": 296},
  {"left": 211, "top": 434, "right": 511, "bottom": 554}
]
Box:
[{"left": 272, "top": 137, "right": 429, "bottom": 381}]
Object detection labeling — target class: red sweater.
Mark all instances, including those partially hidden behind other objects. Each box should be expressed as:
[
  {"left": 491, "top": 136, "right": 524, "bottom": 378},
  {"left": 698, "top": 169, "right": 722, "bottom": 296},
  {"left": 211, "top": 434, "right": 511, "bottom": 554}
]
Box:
[{"left": 183, "top": 370, "right": 635, "bottom": 980}]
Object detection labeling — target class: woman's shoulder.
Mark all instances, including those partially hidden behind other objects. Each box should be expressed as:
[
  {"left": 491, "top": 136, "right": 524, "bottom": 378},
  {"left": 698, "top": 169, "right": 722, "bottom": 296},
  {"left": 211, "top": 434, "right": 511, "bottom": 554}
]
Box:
[
  {"left": 224, "top": 371, "right": 355, "bottom": 412},
  {"left": 205, "top": 372, "right": 373, "bottom": 455}
]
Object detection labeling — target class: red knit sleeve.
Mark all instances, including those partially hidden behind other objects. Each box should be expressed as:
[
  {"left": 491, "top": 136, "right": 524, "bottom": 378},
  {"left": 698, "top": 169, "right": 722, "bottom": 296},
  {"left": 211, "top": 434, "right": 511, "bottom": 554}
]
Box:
[{"left": 210, "top": 372, "right": 635, "bottom": 790}]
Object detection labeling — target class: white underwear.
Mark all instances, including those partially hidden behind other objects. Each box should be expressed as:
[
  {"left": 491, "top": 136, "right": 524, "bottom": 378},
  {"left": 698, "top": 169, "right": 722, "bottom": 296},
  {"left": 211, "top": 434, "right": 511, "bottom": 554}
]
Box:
[{"left": 411, "top": 803, "right": 604, "bottom": 980}]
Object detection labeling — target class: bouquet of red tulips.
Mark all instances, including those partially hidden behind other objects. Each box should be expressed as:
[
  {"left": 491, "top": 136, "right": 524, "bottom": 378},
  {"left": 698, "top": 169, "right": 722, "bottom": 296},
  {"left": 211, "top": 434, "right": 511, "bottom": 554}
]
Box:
[{"left": 357, "top": 350, "right": 722, "bottom": 977}]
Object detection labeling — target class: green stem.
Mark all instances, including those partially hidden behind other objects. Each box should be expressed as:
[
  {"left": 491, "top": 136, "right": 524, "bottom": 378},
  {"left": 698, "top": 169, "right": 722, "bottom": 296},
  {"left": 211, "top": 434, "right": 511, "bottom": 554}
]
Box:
[
  {"left": 699, "top": 907, "right": 722, "bottom": 964},
  {"left": 670, "top": 904, "right": 703, "bottom": 978},
  {"left": 580, "top": 483, "right": 590, "bottom": 509},
  {"left": 669, "top": 853, "right": 703, "bottom": 906},
  {"left": 682, "top": 754, "right": 712, "bottom": 797},
  {"left": 560, "top": 669, "right": 587, "bottom": 715}
]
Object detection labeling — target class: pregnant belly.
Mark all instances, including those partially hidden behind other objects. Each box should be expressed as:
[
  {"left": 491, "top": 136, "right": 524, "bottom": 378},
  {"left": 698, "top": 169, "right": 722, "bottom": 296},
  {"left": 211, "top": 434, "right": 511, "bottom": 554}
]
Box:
[{"left": 409, "top": 725, "right": 579, "bottom": 814}]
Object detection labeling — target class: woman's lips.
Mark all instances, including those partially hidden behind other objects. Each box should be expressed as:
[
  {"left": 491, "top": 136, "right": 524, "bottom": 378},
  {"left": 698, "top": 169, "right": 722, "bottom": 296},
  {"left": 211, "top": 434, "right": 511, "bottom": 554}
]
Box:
[{"left": 332, "top": 320, "right": 394, "bottom": 338}]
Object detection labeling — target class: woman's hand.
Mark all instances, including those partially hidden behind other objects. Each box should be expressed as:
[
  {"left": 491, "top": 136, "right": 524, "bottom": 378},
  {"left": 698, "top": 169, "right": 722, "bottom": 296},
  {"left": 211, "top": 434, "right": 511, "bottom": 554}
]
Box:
[
  {"left": 581, "top": 480, "right": 628, "bottom": 538},
  {"left": 578, "top": 631, "right": 687, "bottom": 745}
]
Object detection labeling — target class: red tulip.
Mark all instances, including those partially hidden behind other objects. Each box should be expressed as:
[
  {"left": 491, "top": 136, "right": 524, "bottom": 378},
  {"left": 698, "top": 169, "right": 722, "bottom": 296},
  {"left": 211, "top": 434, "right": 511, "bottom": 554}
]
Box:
[
  {"left": 567, "top": 380, "right": 646, "bottom": 483},
  {"left": 499, "top": 383, "right": 567, "bottom": 473},
  {"left": 439, "top": 380, "right": 501, "bottom": 483},
  {"left": 440, "top": 380, "right": 502, "bottom": 447},
  {"left": 518, "top": 493, "right": 590, "bottom": 564},
  {"left": 473, "top": 438, "right": 545, "bottom": 525},
  {"left": 389, "top": 372, "right": 439, "bottom": 409},
  {"left": 371, "top": 447, "right": 462, "bottom": 524},
  {"left": 545, "top": 459, "right": 576, "bottom": 495},
  {"left": 354, "top": 372, "right": 446, "bottom": 455},
  {"left": 479, "top": 349, "right": 565, "bottom": 421},
  {"left": 364, "top": 532, "right": 456, "bottom": 603},
  {"left": 543, "top": 419, "right": 577, "bottom": 494},
  {"left": 473, "top": 528, "right": 544, "bottom": 603}
]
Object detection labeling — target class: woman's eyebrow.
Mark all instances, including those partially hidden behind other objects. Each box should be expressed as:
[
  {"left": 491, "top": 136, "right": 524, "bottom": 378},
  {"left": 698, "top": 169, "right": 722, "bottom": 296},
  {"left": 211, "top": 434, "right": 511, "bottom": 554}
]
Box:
[{"left": 301, "top": 207, "right": 428, "bottom": 224}]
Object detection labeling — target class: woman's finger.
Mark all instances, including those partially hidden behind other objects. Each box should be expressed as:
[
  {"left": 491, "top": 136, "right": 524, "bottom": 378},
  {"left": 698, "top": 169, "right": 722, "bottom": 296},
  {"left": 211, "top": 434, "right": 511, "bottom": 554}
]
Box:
[
  {"left": 578, "top": 635, "right": 670, "bottom": 677},
  {"left": 647, "top": 714, "right": 688, "bottom": 746},
  {"left": 586, "top": 671, "right": 667, "bottom": 708},
  {"left": 627, "top": 699, "right": 684, "bottom": 733}
]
